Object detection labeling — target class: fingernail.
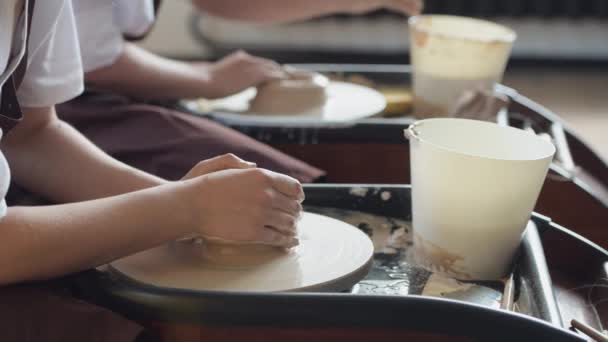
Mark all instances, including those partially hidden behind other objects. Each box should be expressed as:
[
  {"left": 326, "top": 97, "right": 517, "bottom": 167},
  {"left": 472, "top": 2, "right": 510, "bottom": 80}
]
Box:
[{"left": 295, "top": 184, "right": 305, "bottom": 201}]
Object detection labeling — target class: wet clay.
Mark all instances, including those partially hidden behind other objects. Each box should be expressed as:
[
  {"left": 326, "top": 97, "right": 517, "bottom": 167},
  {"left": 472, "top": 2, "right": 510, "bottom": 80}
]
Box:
[
  {"left": 173, "top": 237, "right": 287, "bottom": 268},
  {"left": 413, "top": 233, "right": 472, "bottom": 280},
  {"left": 249, "top": 69, "right": 329, "bottom": 114}
]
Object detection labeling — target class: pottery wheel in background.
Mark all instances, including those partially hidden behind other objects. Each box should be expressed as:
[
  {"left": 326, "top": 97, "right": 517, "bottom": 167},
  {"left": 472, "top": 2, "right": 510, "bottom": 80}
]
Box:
[
  {"left": 109, "top": 212, "right": 374, "bottom": 292},
  {"left": 185, "top": 81, "right": 386, "bottom": 125}
]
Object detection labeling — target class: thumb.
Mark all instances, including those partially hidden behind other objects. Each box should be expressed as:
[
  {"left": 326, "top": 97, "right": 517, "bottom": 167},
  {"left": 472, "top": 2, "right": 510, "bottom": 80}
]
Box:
[{"left": 182, "top": 154, "right": 256, "bottom": 180}]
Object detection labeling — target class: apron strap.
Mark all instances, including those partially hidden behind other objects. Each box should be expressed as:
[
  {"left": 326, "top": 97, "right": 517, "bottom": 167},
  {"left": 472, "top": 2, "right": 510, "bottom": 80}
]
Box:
[{"left": 0, "top": 0, "right": 36, "bottom": 134}]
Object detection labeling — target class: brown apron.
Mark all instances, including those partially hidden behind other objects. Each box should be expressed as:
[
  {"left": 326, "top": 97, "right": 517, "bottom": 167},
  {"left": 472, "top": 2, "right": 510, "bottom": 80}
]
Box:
[
  {"left": 56, "top": 93, "right": 325, "bottom": 182},
  {"left": 0, "top": 2, "right": 151, "bottom": 341}
]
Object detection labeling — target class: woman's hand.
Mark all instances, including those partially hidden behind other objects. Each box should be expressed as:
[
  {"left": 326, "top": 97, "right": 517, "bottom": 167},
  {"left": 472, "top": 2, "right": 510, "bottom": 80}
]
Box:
[
  {"left": 184, "top": 168, "right": 304, "bottom": 247},
  {"left": 194, "top": 50, "right": 285, "bottom": 99},
  {"left": 181, "top": 153, "right": 256, "bottom": 180},
  {"left": 178, "top": 154, "right": 304, "bottom": 247}
]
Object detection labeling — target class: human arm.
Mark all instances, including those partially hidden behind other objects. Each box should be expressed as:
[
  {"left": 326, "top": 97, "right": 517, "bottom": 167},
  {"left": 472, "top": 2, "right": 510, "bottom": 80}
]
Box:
[
  {"left": 2, "top": 106, "right": 166, "bottom": 203},
  {"left": 0, "top": 0, "right": 303, "bottom": 285},
  {"left": 0, "top": 167, "right": 303, "bottom": 285},
  {"left": 85, "top": 44, "right": 284, "bottom": 100},
  {"left": 0, "top": 182, "right": 190, "bottom": 285},
  {"left": 0, "top": 169, "right": 303, "bottom": 285},
  {"left": 0, "top": 127, "right": 303, "bottom": 285},
  {"left": 191, "top": 0, "right": 423, "bottom": 24},
  {"left": 0, "top": 106, "right": 303, "bottom": 284}
]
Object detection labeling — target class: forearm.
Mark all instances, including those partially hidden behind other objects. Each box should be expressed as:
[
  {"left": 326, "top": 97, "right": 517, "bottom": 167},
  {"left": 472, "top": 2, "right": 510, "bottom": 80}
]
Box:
[
  {"left": 0, "top": 183, "right": 190, "bottom": 285},
  {"left": 2, "top": 107, "right": 165, "bottom": 203},
  {"left": 192, "top": 0, "right": 379, "bottom": 23},
  {"left": 85, "top": 43, "right": 210, "bottom": 100}
]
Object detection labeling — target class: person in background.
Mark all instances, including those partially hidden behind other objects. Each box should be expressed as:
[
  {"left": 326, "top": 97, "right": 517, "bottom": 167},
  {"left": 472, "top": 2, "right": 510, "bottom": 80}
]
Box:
[{"left": 54, "top": 0, "right": 422, "bottom": 186}]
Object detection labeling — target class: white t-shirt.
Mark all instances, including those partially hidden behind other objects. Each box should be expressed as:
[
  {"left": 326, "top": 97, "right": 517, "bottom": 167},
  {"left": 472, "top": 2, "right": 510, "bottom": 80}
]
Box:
[
  {"left": 73, "top": 0, "right": 155, "bottom": 72},
  {"left": 17, "top": 0, "right": 84, "bottom": 107},
  {"left": 113, "top": 0, "right": 156, "bottom": 38},
  {"left": 0, "top": 0, "right": 26, "bottom": 94},
  {"left": 0, "top": 0, "right": 84, "bottom": 218},
  {"left": 0, "top": 0, "right": 21, "bottom": 219}
]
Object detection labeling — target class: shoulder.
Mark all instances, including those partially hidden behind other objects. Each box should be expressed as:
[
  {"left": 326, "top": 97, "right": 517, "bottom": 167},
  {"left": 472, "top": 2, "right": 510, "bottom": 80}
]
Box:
[{"left": 18, "top": 0, "right": 84, "bottom": 107}]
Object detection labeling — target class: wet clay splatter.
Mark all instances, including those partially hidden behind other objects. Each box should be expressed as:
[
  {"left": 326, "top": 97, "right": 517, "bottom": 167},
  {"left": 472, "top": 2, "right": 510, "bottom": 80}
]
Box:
[{"left": 413, "top": 233, "right": 472, "bottom": 280}]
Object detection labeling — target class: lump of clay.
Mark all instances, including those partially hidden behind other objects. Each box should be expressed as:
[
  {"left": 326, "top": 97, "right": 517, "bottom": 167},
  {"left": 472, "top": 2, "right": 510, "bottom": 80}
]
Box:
[
  {"left": 173, "top": 236, "right": 290, "bottom": 268},
  {"left": 249, "top": 69, "right": 329, "bottom": 115}
]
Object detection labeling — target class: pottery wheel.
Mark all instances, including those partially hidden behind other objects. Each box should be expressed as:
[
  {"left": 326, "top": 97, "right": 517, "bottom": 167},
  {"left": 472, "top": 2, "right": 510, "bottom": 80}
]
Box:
[
  {"left": 187, "top": 81, "right": 386, "bottom": 125},
  {"left": 108, "top": 212, "right": 374, "bottom": 292}
]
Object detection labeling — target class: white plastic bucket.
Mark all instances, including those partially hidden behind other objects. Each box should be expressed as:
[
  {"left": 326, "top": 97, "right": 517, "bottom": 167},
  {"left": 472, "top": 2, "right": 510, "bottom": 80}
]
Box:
[
  {"left": 405, "top": 118, "right": 555, "bottom": 280},
  {"left": 409, "top": 15, "right": 516, "bottom": 117}
]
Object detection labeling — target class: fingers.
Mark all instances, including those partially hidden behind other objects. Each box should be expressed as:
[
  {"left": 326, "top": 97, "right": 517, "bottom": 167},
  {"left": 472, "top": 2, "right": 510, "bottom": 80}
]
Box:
[
  {"left": 266, "top": 171, "right": 305, "bottom": 202},
  {"left": 260, "top": 65, "right": 286, "bottom": 81},
  {"left": 182, "top": 154, "right": 255, "bottom": 180},
  {"left": 226, "top": 50, "right": 281, "bottom": 72},
  {"left": 231, "top": 51, "right": 286, "bottom": 82},
  {"left": 190, "top": 167, "right": 305, "bottom": 248},
  {"left": 208, "top": 153, "right": 256, "bottom": 170},
  {"left": 257, "top": 227, "right": 300, "bottom": 248},
  {"left": 245, "top": 60, "right": 286, "bottom": 84},
  {"left": 246, "top": 168, "right": 304, "bottom": 201},
  {"left": 270, "top": 189, "right": 302, "bottom": 217},
  {"left": 265, "top": 210, "right": 299, "bottom": 235},
  {"left": 232, "top": 50, "right": 281, "bottom": 69},
  {"left": 249, "top": 170, "right": 304, "bottom": 247},
  {"left": 247, "top": 65, "right": 285, "bottom": 85}
]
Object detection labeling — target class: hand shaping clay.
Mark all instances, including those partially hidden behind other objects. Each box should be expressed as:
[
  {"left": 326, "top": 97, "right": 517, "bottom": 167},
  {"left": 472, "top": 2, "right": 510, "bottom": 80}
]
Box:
[{"left": 249, "top": 69, "right": 329, "bottom": 115}]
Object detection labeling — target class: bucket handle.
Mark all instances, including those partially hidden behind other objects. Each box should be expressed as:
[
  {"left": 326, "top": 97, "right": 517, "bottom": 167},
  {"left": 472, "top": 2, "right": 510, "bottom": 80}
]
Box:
[{"left": 404, "top": 122, "right": 421, "bottom": 141}]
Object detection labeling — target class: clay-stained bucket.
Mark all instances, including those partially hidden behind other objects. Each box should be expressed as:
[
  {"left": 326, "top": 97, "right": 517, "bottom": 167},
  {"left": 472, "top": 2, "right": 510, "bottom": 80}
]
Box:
[
  {"left": 409, "top": 15, "right": 516, "bottom": 117},
  {"left": 405, "top": 118, "right": 555, "bottom": 280}
]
